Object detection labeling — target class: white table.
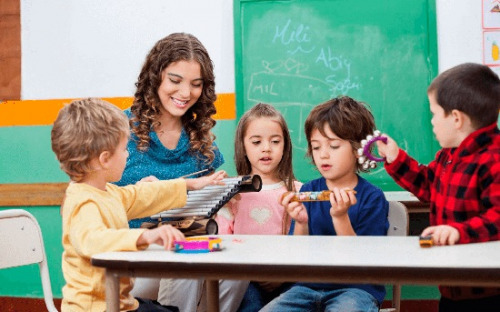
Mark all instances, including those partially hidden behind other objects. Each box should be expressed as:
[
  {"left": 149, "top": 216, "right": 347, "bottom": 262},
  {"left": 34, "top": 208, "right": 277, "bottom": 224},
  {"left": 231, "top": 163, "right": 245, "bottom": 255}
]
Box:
[{"left": 91, "top": 235, "right": 500, "bottom": 312}]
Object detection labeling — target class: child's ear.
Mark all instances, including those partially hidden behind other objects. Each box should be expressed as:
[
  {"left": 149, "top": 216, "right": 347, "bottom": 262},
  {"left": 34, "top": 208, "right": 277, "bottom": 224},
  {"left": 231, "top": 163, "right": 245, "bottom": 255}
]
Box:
[
  {"left": 451, "top": 109, "right": 472, "bottom": 131},
  {"left": 98, "top": 151, "right": 112, "bottom": 169}
]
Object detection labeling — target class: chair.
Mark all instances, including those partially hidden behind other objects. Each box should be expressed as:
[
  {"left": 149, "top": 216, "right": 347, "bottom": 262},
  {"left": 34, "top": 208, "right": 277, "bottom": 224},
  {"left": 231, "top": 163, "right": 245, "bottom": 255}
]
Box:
[
  {"left": 380, "top": 201, "right": 409, "bottom": 312},
  {"left": 0, "top": 209, "right": 58, "bottom": 312}
]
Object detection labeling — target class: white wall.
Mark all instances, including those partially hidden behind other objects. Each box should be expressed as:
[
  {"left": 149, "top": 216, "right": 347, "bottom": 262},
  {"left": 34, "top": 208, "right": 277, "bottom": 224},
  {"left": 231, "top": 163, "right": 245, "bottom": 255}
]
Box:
[
  {"left": 21, "top": 0, "right": 234, "bottom": 99},
  {"left": 436, "top": 0, "right": 483, "bottom": 72},
  {"left": 20, "top": 1, "right": 484, "bottom": 99}
]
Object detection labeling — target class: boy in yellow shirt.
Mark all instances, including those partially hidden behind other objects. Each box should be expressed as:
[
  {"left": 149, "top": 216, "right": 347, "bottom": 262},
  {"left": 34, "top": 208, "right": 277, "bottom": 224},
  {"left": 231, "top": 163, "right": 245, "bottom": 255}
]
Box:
[{"left": 51, "top": 98, "right": 225, "bottom": 312}]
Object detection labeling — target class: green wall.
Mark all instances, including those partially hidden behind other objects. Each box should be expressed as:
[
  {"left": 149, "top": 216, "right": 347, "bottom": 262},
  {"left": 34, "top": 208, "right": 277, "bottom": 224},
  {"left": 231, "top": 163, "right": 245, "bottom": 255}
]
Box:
[{"left": 0, "top": 121, "right": 439, "bottom": 300}]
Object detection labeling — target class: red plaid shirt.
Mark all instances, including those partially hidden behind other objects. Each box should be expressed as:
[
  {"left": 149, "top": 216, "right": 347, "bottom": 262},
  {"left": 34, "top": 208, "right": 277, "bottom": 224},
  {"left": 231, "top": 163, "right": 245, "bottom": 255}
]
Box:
[{"left": 385, "top": 122, "right": 500, "bottom": 300}]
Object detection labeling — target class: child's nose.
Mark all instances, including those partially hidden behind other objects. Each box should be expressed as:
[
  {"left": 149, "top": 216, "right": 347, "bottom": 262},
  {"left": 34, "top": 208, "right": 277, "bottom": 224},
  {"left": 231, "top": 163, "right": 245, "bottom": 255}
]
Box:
[
  {"left": 319, "top": 147, "right": 329, "bottom": 158},
  {"left": 262, "top": 142, "right": 271, "bottom": 151}
]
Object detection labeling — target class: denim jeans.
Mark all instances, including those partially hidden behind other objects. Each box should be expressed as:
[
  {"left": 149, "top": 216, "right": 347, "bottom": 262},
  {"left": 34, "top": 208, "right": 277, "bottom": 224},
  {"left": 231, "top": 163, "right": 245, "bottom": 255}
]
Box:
[
  {"left": 261, "top": 285, "right": 379, "bottom": 312},
  {"left": 237, "top": 282, "right": 292, "bottom": 312}
]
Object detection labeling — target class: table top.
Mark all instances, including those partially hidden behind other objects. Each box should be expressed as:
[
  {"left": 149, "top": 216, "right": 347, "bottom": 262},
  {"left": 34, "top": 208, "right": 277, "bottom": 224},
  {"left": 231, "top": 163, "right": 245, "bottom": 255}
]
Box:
[{"left": 91, "top": 235, "right": 500, "bottom": 287}]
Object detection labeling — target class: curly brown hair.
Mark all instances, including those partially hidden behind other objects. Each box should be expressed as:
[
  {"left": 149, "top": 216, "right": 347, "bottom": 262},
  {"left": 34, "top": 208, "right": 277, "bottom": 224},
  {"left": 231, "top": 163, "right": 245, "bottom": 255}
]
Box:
[
  {"left": 304, "top": 96, "right": 376, "bottom": 173},
  {"left": 51, "top": 98, "right": 129, "bottom": 182},
  {"left": 130, "top": 32, "right": 217, "bottom": 163}
]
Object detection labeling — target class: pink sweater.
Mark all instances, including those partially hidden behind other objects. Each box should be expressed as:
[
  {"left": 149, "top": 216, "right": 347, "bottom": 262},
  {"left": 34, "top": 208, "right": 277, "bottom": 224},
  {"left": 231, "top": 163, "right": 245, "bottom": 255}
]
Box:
[{"left": 216, "top": 181, "right": 302, "bottom": 235}]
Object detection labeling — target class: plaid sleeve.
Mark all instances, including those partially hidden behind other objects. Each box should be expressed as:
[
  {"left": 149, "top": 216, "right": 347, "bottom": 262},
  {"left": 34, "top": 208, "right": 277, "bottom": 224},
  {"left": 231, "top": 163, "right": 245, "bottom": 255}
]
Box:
[
  {"left": 384, "top": 149, "right": 438, "bottom": 202},
  {"left": 450, "top": 159, "right": 500, "bottom": 244}
]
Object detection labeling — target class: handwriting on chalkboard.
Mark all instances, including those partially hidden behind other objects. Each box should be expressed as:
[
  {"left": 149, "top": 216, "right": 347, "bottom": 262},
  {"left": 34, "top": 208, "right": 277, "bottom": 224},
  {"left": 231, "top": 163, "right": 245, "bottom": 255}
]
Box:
[{"left": 249, "top": 18, "right": 360, "bottom": 109}]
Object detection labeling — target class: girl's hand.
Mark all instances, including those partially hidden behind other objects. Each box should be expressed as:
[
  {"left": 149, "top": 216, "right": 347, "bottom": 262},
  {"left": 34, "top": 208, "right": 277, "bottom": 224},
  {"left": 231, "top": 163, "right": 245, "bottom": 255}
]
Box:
[
  {"left": 421, "top": 225, "right": 460, "bottom": 246},
  {"left": 281, "top": 192, "right": 308, "bottom": 224},
  {"left": 329, "top": 187, "right": 357, "bottom": 218},
  {"left": 374, "top": 134, "right": 399, "bottom": 164},
  {"left": 137, "top": 224, "right": 185, "bottom": 250},
  {"left": 185, "top": 170, "right": 226, "bottom": 190}
]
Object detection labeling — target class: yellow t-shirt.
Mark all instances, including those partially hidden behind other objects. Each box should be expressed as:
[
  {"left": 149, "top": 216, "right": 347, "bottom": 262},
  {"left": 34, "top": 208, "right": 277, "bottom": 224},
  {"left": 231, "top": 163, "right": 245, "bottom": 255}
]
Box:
[{"left": 61, "top": 179, "right": 187, "bottom": 312}]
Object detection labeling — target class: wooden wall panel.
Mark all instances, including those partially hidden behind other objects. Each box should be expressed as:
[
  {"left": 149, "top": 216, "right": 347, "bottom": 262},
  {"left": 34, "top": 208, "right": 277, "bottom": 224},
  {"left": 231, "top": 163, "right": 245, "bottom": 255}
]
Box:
[{"left": 0, "top": 0, "right": 21, "bottom": 100}]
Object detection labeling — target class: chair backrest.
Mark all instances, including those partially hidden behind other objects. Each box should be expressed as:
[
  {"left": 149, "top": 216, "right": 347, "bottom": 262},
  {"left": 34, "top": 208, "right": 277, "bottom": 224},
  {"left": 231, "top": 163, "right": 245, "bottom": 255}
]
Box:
[
  {"left": 381, "top": 202, "right": 409, "bottom": 312},
  {"left": 387, "top": 201, "right": 409, "bottom": 236},
  {"left": 0, "top": 209, "right": 58, "bottom": 312}
]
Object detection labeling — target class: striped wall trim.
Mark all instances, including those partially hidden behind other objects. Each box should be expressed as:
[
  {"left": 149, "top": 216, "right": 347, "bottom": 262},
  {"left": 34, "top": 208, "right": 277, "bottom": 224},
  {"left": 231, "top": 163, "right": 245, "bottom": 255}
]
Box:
[{"left": 0, "top": 93, "right": 236, "bottom": 126}]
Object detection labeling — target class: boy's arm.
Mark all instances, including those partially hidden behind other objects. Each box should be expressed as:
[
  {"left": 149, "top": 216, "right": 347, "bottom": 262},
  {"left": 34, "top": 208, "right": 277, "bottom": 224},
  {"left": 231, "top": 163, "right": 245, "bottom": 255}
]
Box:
[
  {"left": 69, "top": 202, "right": 147, "bottom": 256},
  {"left": 329, "top": 188, "right": 357, "bottom": 236},
  {"left": 377, "top": 134, "right": 436, "bottom": 202},
  {"left": 448, "top": 161, "right": 500, "bottom": 244},
  {"left": 118, "top": 179, "right": 188, "bottom": 220},
  {"left": 384, "top": 149, "right": 438, "bottom": 202}
]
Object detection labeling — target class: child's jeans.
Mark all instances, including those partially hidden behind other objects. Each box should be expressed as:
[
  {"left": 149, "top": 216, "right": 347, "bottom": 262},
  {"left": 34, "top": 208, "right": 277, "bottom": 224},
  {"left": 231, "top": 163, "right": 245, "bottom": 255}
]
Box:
[
  {"left": 237, "top": 282, "right": 292, "bottom": 312},
  {"left": 260, "top": 285, "right": 379, "bottom": 312}
]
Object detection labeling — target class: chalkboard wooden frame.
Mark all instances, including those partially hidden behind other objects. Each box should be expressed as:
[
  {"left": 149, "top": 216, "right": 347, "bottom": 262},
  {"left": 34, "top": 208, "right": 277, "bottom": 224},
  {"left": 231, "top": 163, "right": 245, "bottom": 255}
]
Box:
[{"left": 234, "top": 0, "right": 440, "bottom": 191}]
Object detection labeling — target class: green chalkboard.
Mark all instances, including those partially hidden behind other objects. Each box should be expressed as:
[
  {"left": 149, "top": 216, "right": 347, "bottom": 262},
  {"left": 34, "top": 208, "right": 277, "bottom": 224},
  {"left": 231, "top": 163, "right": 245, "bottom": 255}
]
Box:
[{"left": 234, "top": 0, "right": 440, "bottom": 191}]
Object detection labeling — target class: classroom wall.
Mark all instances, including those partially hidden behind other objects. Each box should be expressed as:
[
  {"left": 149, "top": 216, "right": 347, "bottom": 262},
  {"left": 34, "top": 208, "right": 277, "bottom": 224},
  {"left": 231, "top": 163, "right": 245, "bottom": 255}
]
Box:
[{"left": 0, "top": 0, "right": 491, "bottom": 301}]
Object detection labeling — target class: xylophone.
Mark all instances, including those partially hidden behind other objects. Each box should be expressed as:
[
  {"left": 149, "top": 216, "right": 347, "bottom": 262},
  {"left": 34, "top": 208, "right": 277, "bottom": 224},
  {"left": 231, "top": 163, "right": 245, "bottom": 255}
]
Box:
[{"left": 151, "top": 175, "right": 262, "bottom": 236}]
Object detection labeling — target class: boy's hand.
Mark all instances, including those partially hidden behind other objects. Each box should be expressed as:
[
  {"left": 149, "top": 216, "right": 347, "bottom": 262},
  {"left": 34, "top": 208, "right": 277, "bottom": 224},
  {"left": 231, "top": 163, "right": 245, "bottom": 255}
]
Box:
[
  {"left": 329, "top": 187, "right": 357, "bottom": 218},
  {"left": 375, "top": 134, "right": 399, "bottom": 164},
  {"left": 185, "top": 170, "right": 226, "bottom": 190},
  {"left": 281, "top": 192, "right": 308, "bottom": 224},
  {"left": 421, "top": 225, "right": 460, "bottom": 246},
  {"left": 137, "top": 224, "right": 185, "bottom": 250},
  {"left": 138, "top": 175, "right": 159, "bottom": 183}
]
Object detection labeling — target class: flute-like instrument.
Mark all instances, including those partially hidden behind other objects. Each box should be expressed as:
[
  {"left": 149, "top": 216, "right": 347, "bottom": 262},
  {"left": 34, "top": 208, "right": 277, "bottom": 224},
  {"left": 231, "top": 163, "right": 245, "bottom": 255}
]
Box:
[{"left": 281, "top": 189, "right": 357, "bottom": 202}]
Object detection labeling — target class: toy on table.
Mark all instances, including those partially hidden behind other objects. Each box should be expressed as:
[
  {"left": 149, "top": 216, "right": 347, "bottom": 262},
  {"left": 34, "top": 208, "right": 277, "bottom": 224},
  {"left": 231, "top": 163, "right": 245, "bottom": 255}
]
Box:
[
  {"left": 419, "top": 235, "right": 434, "bottom": 248},
  {"left": 151, "top": 175, "right": 262, "bottom": 236},
  {"left": 174, "top": 236, "right": 223, "bottom": 253},
  {"left": 280, "top": 190, "right": 357, "bottom": 202},
  {"left": 357, "top": 130, "right": 388, "bottom": 170}
]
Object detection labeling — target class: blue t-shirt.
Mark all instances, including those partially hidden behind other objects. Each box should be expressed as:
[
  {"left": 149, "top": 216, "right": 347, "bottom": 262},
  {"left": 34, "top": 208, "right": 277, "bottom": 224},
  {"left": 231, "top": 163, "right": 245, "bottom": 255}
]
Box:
[
  {"left": 290, "top": 175, "right": 389, "bottom": 305},
  {"left": 116, "top": 109, "right": 224, "bottom": 228}
]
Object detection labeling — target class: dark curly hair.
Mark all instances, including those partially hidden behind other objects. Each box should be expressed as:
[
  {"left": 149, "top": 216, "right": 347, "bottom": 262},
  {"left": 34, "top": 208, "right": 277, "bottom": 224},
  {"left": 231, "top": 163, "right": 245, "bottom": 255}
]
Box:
[{"left": 130, "top": 32, "right": 217, "bottom": 163}]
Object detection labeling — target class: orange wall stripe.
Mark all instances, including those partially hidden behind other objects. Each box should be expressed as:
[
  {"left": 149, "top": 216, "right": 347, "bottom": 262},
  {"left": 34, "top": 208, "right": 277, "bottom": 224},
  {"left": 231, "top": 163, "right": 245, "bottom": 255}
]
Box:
[{"left": 0, "top": 93, "right": 236, "bottom": 127}]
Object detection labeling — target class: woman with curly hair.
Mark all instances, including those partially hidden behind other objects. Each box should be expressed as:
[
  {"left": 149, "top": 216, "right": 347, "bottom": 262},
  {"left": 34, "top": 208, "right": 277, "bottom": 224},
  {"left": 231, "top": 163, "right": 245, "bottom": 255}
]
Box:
[
  {"left": 117, "top": 32, "right": 224, "bottom": 228},
  {"left": 117, "top": 33, "right": 247, "bottom": 311}
]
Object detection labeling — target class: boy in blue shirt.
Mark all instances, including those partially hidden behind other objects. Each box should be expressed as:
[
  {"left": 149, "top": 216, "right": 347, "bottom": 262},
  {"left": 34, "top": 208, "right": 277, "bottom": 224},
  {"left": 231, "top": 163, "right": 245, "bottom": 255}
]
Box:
[{"left": 263, "top": 96, "right": 389, "bottom": 312}]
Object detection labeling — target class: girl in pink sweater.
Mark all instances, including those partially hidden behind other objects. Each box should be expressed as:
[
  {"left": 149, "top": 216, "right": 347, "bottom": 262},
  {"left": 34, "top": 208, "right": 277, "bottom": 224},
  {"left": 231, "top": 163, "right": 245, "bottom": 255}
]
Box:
[{"left": 216, "top": 103, "right": 301, "bottom": 311}]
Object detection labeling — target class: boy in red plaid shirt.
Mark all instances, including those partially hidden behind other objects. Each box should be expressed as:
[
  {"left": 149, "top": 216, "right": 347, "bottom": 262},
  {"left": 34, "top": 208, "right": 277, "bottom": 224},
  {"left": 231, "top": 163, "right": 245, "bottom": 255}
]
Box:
[{"left": 377, "top": 63, "right": 500, "bottom": 312}]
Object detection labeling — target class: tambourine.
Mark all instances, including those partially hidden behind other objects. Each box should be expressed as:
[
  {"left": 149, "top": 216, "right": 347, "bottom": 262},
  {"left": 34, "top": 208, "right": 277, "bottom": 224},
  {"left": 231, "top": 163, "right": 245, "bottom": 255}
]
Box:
[{"left": 357, "top": 130, "right": 388, "bottom": 170}]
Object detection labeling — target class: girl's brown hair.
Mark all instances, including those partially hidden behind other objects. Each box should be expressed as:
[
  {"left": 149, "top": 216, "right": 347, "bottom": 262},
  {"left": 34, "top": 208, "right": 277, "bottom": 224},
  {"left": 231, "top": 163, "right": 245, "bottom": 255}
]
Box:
[
  {"left": 234, "top": 103, "right": 296, "bottom": 191},
  {"left": 304, "top": 96, "right": 376, "bottom": 173},
  {"left": 131, "top": 32, "right": 217, "bottom": 163}
]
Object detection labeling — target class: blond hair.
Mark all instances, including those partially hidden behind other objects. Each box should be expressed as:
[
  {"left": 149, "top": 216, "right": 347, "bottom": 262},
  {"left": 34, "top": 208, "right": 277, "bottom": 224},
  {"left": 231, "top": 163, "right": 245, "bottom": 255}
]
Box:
[{"left": 51, "top": 98, "right": 129, "bottom": 182}]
